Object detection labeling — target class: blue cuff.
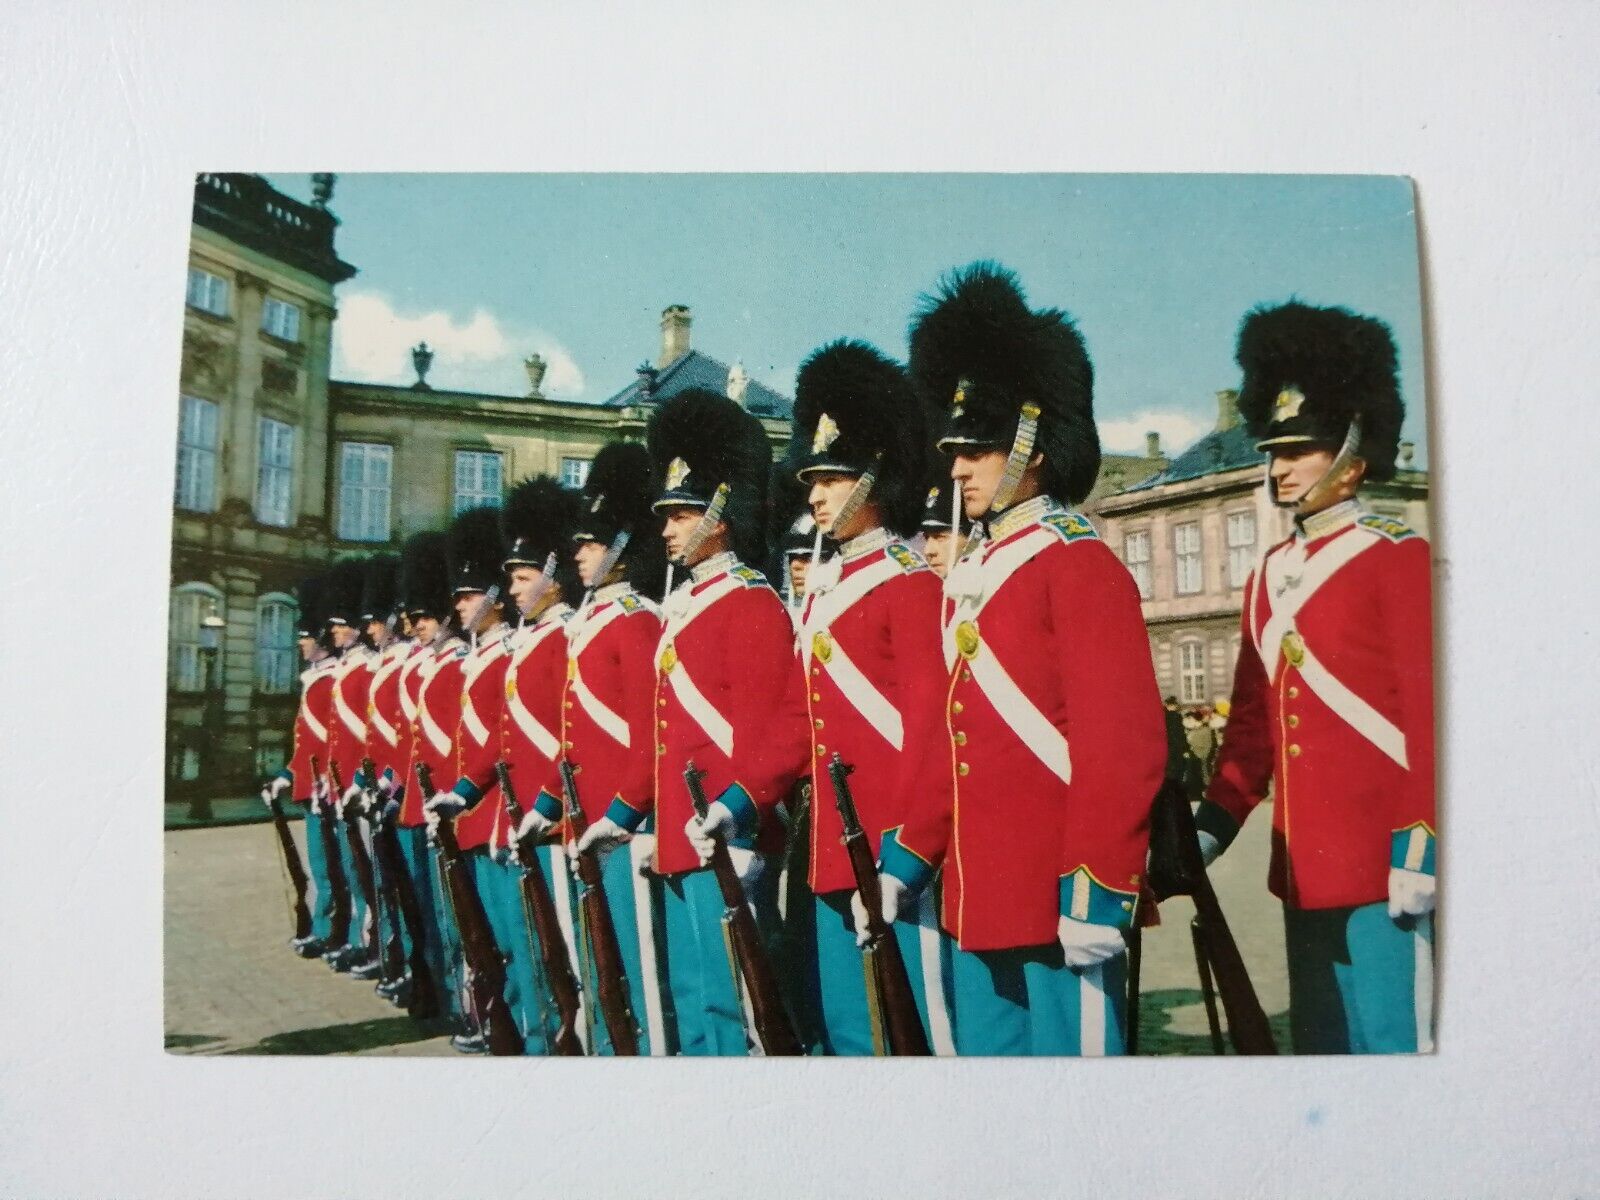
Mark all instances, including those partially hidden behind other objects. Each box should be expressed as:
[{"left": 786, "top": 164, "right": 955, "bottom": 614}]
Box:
[
  {"left": 879, "top": 827, "right": 935, "bottom": 895},
  {"left": 1059, "top": 866, "right": 1138, "bottom": 930},
  {"left": 276, "top": 767, "right": 293, "bottom": 786},
  {"left": 713, "top": 783, "right": 758, "bottom": 849},
  {"left": 1194, "top": 801, "right": 1242, "bottom": 851},
  {"left": 452, "top": 778, "right": 483, "bottom": 805},
  {"left": 606, "top": 795, "right": 648, "bottom": 833},
  {"left": 352, "top": 768, "right": 370, "bottom": 791},
  {"left": 380, "top": 767, "right": 396, "bottom": 786},
  {"left": 1391, "top": 823, "right": 1437, "bottom": 875},
  {"left": 533, "top": 788, "right": 564, "bottom": 822}
]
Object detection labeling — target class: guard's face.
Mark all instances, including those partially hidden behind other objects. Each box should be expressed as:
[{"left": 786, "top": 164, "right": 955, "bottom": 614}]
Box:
[
  {"left": 1269, "top": 446, "right": 1337, "bottom": 506},
  {"left": 659, "top": 506, "right": 701, "bottom": 560},
  {"left": 330, "top": 622, "right": 358, "bottom": 648},
  {"left": 365, "top": 619, "right": 388, "bottom": 645},
  {"left": 507, "top": 564, "right": 542, "bottom": 615},
  {"left": 806, "top": 472, "right": 858, "bottom": 536},
  {"left": 787, "top": 554, "right": 810, "bottom": 596},
  {"left": 573, "top": 540, "right": 608, "bottom": 586},
  {"left": 951, "top": 449, "right": 1008, "bottom": 520},
  {"left": 923, "top": 530, "right": 954, "bottom": 577},
  {"left": 454, "top": 590, "right": 497, "bottom": 633},
  {"left": 411, "top": 614, "right": 441, "bottom": 643},
  {"left": 296, "top": 635, "right": 317, "bottom": 663}
]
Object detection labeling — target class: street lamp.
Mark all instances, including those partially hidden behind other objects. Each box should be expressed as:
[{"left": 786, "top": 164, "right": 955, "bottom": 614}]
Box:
[{"left": 192, "top": 605, "right": 227, "bottom": 822}]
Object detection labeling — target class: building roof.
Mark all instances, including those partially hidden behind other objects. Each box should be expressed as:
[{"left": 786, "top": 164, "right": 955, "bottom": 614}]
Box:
[
  {"left": 192, "top": 173, "right": 357, "bottom": 285},
  {"left": 1123, "top": 423, "right": 1260, "bottom": 492},
  {"left": 600, "top": 350, "right": 793, "bottom": 420}
]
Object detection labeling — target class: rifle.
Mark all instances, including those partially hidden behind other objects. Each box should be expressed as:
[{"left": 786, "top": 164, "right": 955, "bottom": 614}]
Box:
[
  {"left": 328, "top": 760, "right": 381, "bottom": 965},
  {"left": 497, "top": 760, "right": 584, "bottom": 1056},
  {"left": 263, "top": 785, "right": 312, "bottom": 941},
  {"left": 310, "top": 754, "right": 351, "bottom": 948},
  {"left": 361, "top": 756, "right": 440, "bottom": 1020},
  {"left": 558, "top": 759, "right": 639, "bottom": 1055},
  {"left": 827, "top": 754, "right": 929, "bottom": 1056},
  {"left": 416, "top": 762, "right": 523, "bottom": 1055},
  {"left": 683, "top": 760, "right": 803, "bottom": 1056},
  {"left": 1146, "top": 779, "right": 1277, "bottom": 1055}
]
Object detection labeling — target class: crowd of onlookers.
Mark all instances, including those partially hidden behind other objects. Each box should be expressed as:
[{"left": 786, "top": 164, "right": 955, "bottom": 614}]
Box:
[{"left": 1163, "top": 695, "right": 1230, "bottom": 800}]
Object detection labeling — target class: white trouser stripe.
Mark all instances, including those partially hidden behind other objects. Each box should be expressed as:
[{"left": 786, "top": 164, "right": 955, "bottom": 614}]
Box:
[
  {"left": 573, "top": 670, "right": 631, "bottom": 748},
  {"left": 1413, "top": 914, "right": 1435, "bottom": 1053},
  {"left": 1079, "top": 962, "right": 1107, "bottom": 1057},
  {"left": 547, "top": 842, "right": 588, "bottom": 1052},
  {"left": 968, "top": 645, "right": 1072, "bottom": 786},
  {"left": 667, "top": 663, "right": 735, "bottom": 757},
  {"left": 1404, "top": 826, "right": 1428, "bottom": 872},
  {"left": 917, "top": 891, "right": 955, "bottom": 1056},
  {"left": 1296, "top": 643, "right": 1409, "bottom": 768},
  {"left": 629, "top": 835, "right": 666, "bottom": 1055}
]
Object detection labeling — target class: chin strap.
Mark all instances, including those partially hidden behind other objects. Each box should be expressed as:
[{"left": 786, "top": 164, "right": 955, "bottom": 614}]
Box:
[
  {"left": 828, "top": 453, "right": 883, "bottom": 542},
  {"left": 1271, "top": 415, "right": 1364, "bottom": 511},
  {"left": 463, "top": 584, "right": 503, "bottom": 651},
  {"left": 516, "top": 552, "right": 559, "bottom": 622},
  {"left": 954, "top": 401, "right": 1041, "bottom": 562},
  {"left": 580, "top": 530, "right": 633, "bottom": 613},
  {"left": 666, "top": 482, "right": 731, "bottom": 595}
]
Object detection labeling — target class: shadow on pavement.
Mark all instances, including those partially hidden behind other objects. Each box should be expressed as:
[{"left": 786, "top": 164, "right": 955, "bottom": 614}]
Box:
[
  {"left": 1135, "top": 987, "right": 1293, "bottom": 1056},
  {"left": 165, "top": 1032, "right": 225, "bottom": 1051},
  {"left": 222, "top": 1016, "right": 448, "bottom": 1056}
]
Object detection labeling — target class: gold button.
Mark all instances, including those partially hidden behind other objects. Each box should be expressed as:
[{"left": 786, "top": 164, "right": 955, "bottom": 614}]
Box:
[
  {"left": 952, "top": 701, "right": 964, "bottom": 715},
  {"left": 813, "top": 718, "right": 824, "bottom": 730},
  {"left": 1288, "top": 744, "right": 1301, "bottom": 757},
  {"left": 811, "top": 667, "right": 820, "bottom": 677},
  {"left": 958, "top": 762, "right": 970, "bottom": 776},
  {"left": 962, "top": 669, "right": 972, "bottom": 682},
  {"left": 658, "top": 697, "right": 666, "bottom": 708},
  {"left": 815, "top": 743, "right": 826, "bottom": 756},
  {"left": 953, "top": 731, "right": 967, "bottom": 745},
  {"left": 572, "top": 764, "right": 582, "bottom": 775},
  {"left": 657, "top": 745, "right": 666, "bottom": 755},
  {"left": 1287, "top": 714, "right": 1299, "bottom": 728},
  {"left": 658, "top": 719, "right": 668, "bottom": 729},
  {"left": 566, "top": 700, "right": 574, "bottom": 710},
  {"left": 563, "top": 741, "right": 573, "bottom": 750},
  {"left": 1288, "top": 686, "right": 1300, "bottom": 699},
  {"left": 811, "top": 692, "right": 821, "bottom": 702}
]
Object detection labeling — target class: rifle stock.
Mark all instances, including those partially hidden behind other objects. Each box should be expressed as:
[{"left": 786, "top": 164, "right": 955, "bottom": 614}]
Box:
[
  {"left": 310, "top": 754, "right": 351, "bottom": 947},
  {"left": 363, "top": 756, "right": 440, "bottom": 1020},
  {"left": 559, "top": 760, "right": 639, "bottom": 1055},
  {"left": 827, "top": 754, "right": 929, "bottom": 1056},
  {"left": 264, "top": 790, "right": 312, "bottom": 941},
  {"left": 416, "top": 762, "right": 523, "bottom": 1055},
  {"left": 684, "top": 761, "right": 803, "bottom": 1056},
  {"left": 329, "top": 761, "right": 380, "bottom": 962},
  {"left": 498, "top": 761, "right": 585, "bottom": 1055}
]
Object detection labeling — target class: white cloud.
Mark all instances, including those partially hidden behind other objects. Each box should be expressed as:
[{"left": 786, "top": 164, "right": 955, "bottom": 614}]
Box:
[
  {"left": 332, "top": 291, "right": 585, "bottom": 398},
  {"left": 1098, "top": 409, "right": 1208, "bottom": 457}
]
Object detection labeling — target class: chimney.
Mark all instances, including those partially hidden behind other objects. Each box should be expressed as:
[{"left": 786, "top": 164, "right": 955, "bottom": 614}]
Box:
[
  {"left": 523, "top": 353, "right": 547, "bottom": 399},
  {"left": 659, "top": 304, "right": 692, "bottom": 367},
  {"left": 1146, "top": 431, "right": 1161, "bottom": 458},
  {"left": 1215, "top": 388, "right": 1240, "bottom": 432}
]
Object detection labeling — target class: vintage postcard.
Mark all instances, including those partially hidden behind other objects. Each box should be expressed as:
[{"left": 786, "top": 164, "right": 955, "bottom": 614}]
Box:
[{"left": 164, "top": 172, "right": 1433, "bottom": 1058}]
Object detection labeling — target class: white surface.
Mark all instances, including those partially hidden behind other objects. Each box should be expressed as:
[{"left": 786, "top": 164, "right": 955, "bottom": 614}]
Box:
[{"left": 1, "top": 3, "right": 1597, "bottom": 1197}]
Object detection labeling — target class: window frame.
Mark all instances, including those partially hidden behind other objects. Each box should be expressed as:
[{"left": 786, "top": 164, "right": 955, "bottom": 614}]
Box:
[
  {"left": 255, "top": 416, "right": 295, "bottom": 527},
  {"left": 337, "top": 441, "right": 394, "bottom": 543},
  {"left": 559, "top": 456, "right": 592, "bottom": 490},
  {"left": 254, "top": 591, "right": 299, "bottom": 695},
  {"left": 1122, "top": 527, "right": 1153, "bottom": 600},
  {"left": 186, "top": 266, "right": 231, "bottom": 318},
  {"left": 260, "top": 296, "right": 302, "bottom": 343},
  {"left": 175, "top": 393, "right": 220, "bottom": 513},
  {"left": 1174, "top": 520, "right": 1204, "bottom": 596},
  {"left": 1225, "top": 508, "right": 1257, "bottom": 590},
  {"left": 452, "top": 448, "right": 505, "bottom": 516},
  {"left": 170, "top": 581, "right": 224, "bottom": 693},
  {"left": 1177, "top": 637, "right": 1208, "bottom": 705}
]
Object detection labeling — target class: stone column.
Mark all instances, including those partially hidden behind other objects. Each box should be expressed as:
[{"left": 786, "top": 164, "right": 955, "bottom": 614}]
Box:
[
  {"left": 228, "top": 272, "right": 268, "bottom": 514},
  {"left": 299, "top": 299, "right": 336, "bottom": 531}
]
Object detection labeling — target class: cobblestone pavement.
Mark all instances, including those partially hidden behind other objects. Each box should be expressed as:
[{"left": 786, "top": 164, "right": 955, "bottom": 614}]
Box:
[{"left": 164, "top": 805, "right": 1286, "bottom": 1056}]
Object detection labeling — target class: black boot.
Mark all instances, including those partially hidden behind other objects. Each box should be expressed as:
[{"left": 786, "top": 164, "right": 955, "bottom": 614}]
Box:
[{"left": 291, "top": 936, "right": 328, "bottom": 959}]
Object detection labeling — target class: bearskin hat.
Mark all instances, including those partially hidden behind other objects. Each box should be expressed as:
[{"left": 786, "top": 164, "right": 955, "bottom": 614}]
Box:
[
  {"left": 293, "top": 574, "right": 326, "bottom": 639},
  {"left": 398, "top": 532, "right": 450, "bottom": 619},
  {"left": 765, "top": 460, "right": 812, "bottom": 555},
  {"left": 909, "top": 261, "right": 1099, "bottom": 506},
  {"left": 359, "top": 555, "right": 399, "bottom": 625},
  {"left": 647, "top": 387, "right": 773, "bottom": 566},
  {"left": 323, "top": 557, "right": 367, "bottom": 628},
  {"left": 785, "top": 339, "right": 929, "bottom": 537},
  {"left": 1235, "top": 300, "right": 1405, "bottom": 482},
  {"left": 448, "top": 505, "right": 508, "bottom": 596},
  {"left": 500, "top": 475, "right": 581, "bottom": 607},
  {"left": 574, "top": 441, "right": 667, "bottom": 598}
]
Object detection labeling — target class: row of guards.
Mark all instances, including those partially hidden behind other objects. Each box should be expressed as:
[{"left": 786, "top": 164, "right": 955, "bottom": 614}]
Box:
[{"left": 259, "top": 261, "right": 1436, "bottom": 1057}]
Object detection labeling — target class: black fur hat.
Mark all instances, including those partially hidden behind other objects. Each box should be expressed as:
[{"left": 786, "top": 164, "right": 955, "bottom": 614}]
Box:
[
  {"left": 359, "top": 555, "right": 399, "bottom": 625},
  {"left": 501, "top": 475, "right": 582, "bottom": 607},
  {"left": 574, "top": 441, "right": 667, "bottom": 597},
  {"left": 766, "top": 460, "right": 814, "bottom": 554},
  {"left": 648, "top": 387, "right": 773, "bottom": 565},
  {"left": 323, "top": 558, "right": 367, "bottom": 628},
  {"left": 398, "top": 532, "right": 450, "bottom": 619},
  {"left": 786, "top": 339, "right": 928, "bottom": 537},
  {"left": 1235, "top": 300, "right": 1405, "bottom": 482},
  {"left": 293, "top": 574, "right": 326, "bottom": 638},
  {"left": 448, "top": 505, "right": 507, "bottom": 596},
  {"left": 909, "top": 261, "right": 1100, "bottom": 506}
]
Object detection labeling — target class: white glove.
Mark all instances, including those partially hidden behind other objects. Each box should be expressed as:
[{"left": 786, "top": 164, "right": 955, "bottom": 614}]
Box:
[
  {"left": 1196, "top": 830, "right": 1223, "bottom": 867},
  {"left": 423, "top": 790, "right": 465, "bottom": 833},
  {"left": 1387, "top": 867, "right": 1436, "bottom": 919},
  {"left": 512, "top": 807, "right": 555, "bottom": 846},
  {"left": 727, "top": 847, "right": 766, "bottom": 895},
  {"left": 572, "top": 815, "right": 630, "bottom": 858},
  {"left": 1057, "top": 917, "right": 1127, "bottom": 971},
  {"left": 264, "top": 776, "right": 290, "bottom": 804},
  {"left": 684, "top": 800, "right": 738, "bottom": 863},
  {"left": 852, "top": 874, "right": 912, "bottom": 947},
  {"left": 340, "top": 783, "right": 364, "bottom": 818},
  {"left": 633, "top": 832, "right": 657, "bottom": 876},
  {"left": 259, "top": 786, "right": 275, "bottom": 810}
]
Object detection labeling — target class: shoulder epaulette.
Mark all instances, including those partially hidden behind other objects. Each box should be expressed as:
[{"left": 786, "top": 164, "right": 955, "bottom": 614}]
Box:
[
  {"left": 618, "top": 593, "right": 642, "bottom": 612},
  {"left": 453, "top": 644, "right": 469, "bottom": 659},
  {"left": 885, "top": 541, "right": 929, "bottom": 574},
  {"left": 1357, "top": 512, "right": 1420, "bottom": 543},
  {"left": 729, "top": 564, "right": 767, "bottom": 587},
  {"left": 1042, "top": 512, "right": 1100, "bottom": 542}
]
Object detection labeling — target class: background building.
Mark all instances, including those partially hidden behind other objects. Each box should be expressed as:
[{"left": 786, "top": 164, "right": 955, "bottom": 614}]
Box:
[{"left": 1088, "top": 388, "right": 1430, "bottom": 706}]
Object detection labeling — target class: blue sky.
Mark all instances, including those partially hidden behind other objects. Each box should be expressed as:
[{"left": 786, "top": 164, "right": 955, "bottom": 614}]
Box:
[{"left": 265, "top": 173, "right": 1427, "bottom": 462}]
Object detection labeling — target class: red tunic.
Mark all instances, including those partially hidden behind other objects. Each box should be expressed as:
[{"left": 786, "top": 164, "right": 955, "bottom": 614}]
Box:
[
  {"left": 892, "top": 500, "right": 1166, "bottom": 953},
  {"left": 1204, "top": 507, "right": 1436, "bottom": 910},
  {"left": 449, "top": 628, "right": 514, "bottom": 853},
  {"left": 400, "top": 638, "right": 467, "bottom": 828},
  {"left": 362, "top": 639, "right": 413, "bottom": 787},
  {"left": 287, "top": 658, "right": 338, "bottom": 803},
  {"left": 648, "top": 556, "right": 810, "bottom": 877},
  {"left": 483, "top": 604, "right": 573, "bottom": 823},
  {"left": 798, "top": 532, "right": 948, "bottom": 894},
  {"left": 558, "top": 585, "right": 662, "bottom": 832},
  {"left": 393, "top": 641, "right": 428, "bottom": 821},
  {"left": 324, "top": 645, "right": 376, "bottom": 795}
]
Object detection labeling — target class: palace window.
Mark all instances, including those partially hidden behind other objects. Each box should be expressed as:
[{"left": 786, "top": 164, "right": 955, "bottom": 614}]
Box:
[
  {"left": 1123, "top": 529, "right": 1152, "bottom": 600},
  {"left": 255, "top": 593, "right": 298, "bottom": 695},
  {"left": 255, "top": 417, "right": 295, "bottom": 527},
  {"left": 1226, "top": 510, "right": 1257, "bottom": 588},
  {"left": 186, "top": 266, "right": 230, "bottom": 317},
  {"left": 1178, "top": 638, "right": 1207, "bottom": 704},
  {"left": 337, "top": 442, "right": 392, "bottom": 542},
  {"left": 170, "top": 582, "right": 224, "bottom": 693},
  {"left": 560, "top": 456, "right": 591, "bottom": 489},
  {"left": 260, "top": 296, "right": 301, "bottom": 342},
  {"left": 1175, "top": 521, "right": 1203, "bottom": 595},
  {"left": 453, "top": 450, "right": 504, "bottom": 515},
  {"left": 175, "top": 394, "right": 219, "bottom": 513}
]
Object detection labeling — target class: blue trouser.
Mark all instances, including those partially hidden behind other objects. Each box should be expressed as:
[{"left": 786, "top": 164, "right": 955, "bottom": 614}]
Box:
[
  {"left": 1285, "top": 902, "right": 1435, "bottom": 1054},
  {"left": 427, "top": 839, "right": 470, "bottom": 1025},
  {"left": 809, "top": 888, "right": 953, "bottom": 1055},
  {"left": 573, "top": 840, "right": 663, "bottom": 1055},
  {"left": 303, "top": 807, "right": 338, "bottom": 942},
  {"left": 947, "top": 941, "right": 1128, "bottom": 1056},
  {"left": 330, "top": 816, "right": 370, "bottom": 953},
  {"left": 396, "top": 825, "right": 452, "bottom": 1016},
  {"left": 660, "top": 866, "right": 782, "bottom": 1056},
  {"left": 473, "top": 848, "right": 561, "bottom": 1056}
]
